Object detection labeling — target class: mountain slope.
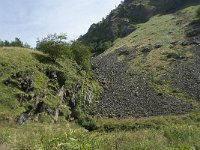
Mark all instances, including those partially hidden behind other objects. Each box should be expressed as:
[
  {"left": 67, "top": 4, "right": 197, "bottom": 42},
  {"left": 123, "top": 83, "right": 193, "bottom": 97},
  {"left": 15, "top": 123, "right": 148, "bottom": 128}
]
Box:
[
  {"left": 79, "top": 0, "right": 200, "bottom": 54},
  {"left": 92, "top": 4, "right": 200, "bottom": 117},
  {"left": 2, "top": 1, "right": 200, "bottom": 149}
]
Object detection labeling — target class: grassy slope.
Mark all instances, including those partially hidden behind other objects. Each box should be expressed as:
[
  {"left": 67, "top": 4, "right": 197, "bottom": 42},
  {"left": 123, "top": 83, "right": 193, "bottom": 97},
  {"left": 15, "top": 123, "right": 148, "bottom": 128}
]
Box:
[
  {"left": 108, "top": 5, "right": 199, "bottom": 75},
  {"left": 0, "top": 47, "right": 101, "bottom": 123},
  {"left": 0, "top": 47, "right": 46, "bottom": 120},
  {"left": 1, "top": 5, "right": 200, "bottom": 150}
]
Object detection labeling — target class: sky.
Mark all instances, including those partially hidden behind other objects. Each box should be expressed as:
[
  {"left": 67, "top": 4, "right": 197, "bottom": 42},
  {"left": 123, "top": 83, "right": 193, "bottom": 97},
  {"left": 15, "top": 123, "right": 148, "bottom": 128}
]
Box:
[{"left": 0, "top": 0, "right": 122, "bottom": 47}]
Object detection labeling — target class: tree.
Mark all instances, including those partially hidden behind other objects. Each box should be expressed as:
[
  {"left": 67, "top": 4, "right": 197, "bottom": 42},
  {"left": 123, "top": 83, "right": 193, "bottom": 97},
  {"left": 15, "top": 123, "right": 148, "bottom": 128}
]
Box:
[
  {"left": 71, "top": 42, "right": 91, "bottom": 72},
  {"left": 11, "top": 38, "right": 23, "bottom": 47},
  {"left": 23, "top": 43, "right": 31, "bottom": 49},
  {"left": 0, "top": 37, "right": 25, "bottom": 47},
  {"left": 36, "top": 33, "right": 71, "bottom": 61},
  {"left": 0, "top": 40, "right": 3, "bottom": 46},
  {"left": 95, "top": 41, "right": 113, "bottom": 54},
  {"left": 3, "top": 40, "right": 10, "bottom": 46}
]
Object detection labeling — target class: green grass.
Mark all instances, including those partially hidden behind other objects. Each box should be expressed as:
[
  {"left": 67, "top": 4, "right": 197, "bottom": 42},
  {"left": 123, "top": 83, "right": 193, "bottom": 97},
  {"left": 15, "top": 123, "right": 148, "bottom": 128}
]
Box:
[{"left": 1, "top": 116, "right": 200, "bottom": 150}]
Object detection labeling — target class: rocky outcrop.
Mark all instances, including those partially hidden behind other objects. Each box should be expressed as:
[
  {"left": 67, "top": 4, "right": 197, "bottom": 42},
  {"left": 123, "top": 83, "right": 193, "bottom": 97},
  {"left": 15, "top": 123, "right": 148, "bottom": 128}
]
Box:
[
  {"left": 3, "top": 67, "right": 99, "bottom": 125},
  {"left": 4, "top": 71, "right": 34, "bottom": 93},
  {"left": 3, "top": 69, "right": 92, "bottom": 124}
]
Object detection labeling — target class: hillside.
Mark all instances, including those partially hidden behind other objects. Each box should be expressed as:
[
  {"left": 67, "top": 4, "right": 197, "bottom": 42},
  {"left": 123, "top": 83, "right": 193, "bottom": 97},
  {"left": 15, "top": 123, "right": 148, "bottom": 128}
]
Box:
[
  {"left": 0, "top": 47, "right": 100, "bottom": 126},
  {"left": 92, "top": 4, "right": 200, "bottom": 118},
  {"left": 1, "top": 0, "right": 200, "bottom": 149},
  {"left": 80, "top": 0, "right": 200, "bottom": 54}
]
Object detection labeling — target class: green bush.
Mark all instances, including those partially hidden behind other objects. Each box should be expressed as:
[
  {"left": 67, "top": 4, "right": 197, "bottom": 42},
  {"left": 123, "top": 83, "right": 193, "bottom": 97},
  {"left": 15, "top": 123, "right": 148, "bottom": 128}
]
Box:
[
  {"left": 95, "top": 41, "right": 113, "bottom": 54},
  {"left": 77, "top": 116, "right": 97, "bottom": 131},
  {"left": 36, "top": 33, "right": 72, "bottom": 61},
  {"left": 73, "top": 107, "right": 97, "bottom": 131},
  {"left": 71, "top": 42, "right": 91, "bottom": 72}
]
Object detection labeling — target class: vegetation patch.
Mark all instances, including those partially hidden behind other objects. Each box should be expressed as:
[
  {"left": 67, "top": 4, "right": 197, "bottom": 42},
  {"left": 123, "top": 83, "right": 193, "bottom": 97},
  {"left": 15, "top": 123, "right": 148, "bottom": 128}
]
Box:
[{"left": 0, "top": 47, "right": 101, "bottom": 127}]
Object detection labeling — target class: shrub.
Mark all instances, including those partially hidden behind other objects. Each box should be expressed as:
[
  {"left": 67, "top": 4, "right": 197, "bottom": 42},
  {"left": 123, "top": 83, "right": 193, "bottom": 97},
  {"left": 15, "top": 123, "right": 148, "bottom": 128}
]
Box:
[
  {"left": 73, "top": 106, "right": 97, "bottom": 131},
  {"left": 77, "top": 116, "right": 97, "bottom": 131},
  {"left": 71, "top": 42, "right": 91, "bottom": 72},
  {"left": 36, "top": 33, "right": 72, "bottom": 61},
  {"left": 94, "top": 41, "right": 113, "bottom": 54}
]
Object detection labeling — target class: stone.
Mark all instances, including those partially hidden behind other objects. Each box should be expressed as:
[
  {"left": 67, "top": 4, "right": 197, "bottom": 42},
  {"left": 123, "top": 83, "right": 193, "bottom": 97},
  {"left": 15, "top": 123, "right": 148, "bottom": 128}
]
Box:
[
  {"left": 16, "top": 113, "right": 29, "bottom": 125},
  {"left": 141, "top": 47, "right": 151, "bottom": 53},
  {"left": 154, "top": 44, "right": 162, "bottom": 49}
]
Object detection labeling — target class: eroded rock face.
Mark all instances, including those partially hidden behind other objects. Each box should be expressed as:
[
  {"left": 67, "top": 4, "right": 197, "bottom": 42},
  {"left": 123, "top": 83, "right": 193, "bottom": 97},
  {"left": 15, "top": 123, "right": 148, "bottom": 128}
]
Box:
[
  {"left": 8, "top": 68, "right": 97, "bottom": 124},
  {"left": 4, "top": 70, "right": 71, "bottom": 125},
  {"left": 92, "top": 47, "right": 192, "bottom": 118},
  {"left": 16, "top": 113, "right": 29, "bottom": 125},
  {"left": 4, "top": 71, "right": 34, "bottom": 93}
]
